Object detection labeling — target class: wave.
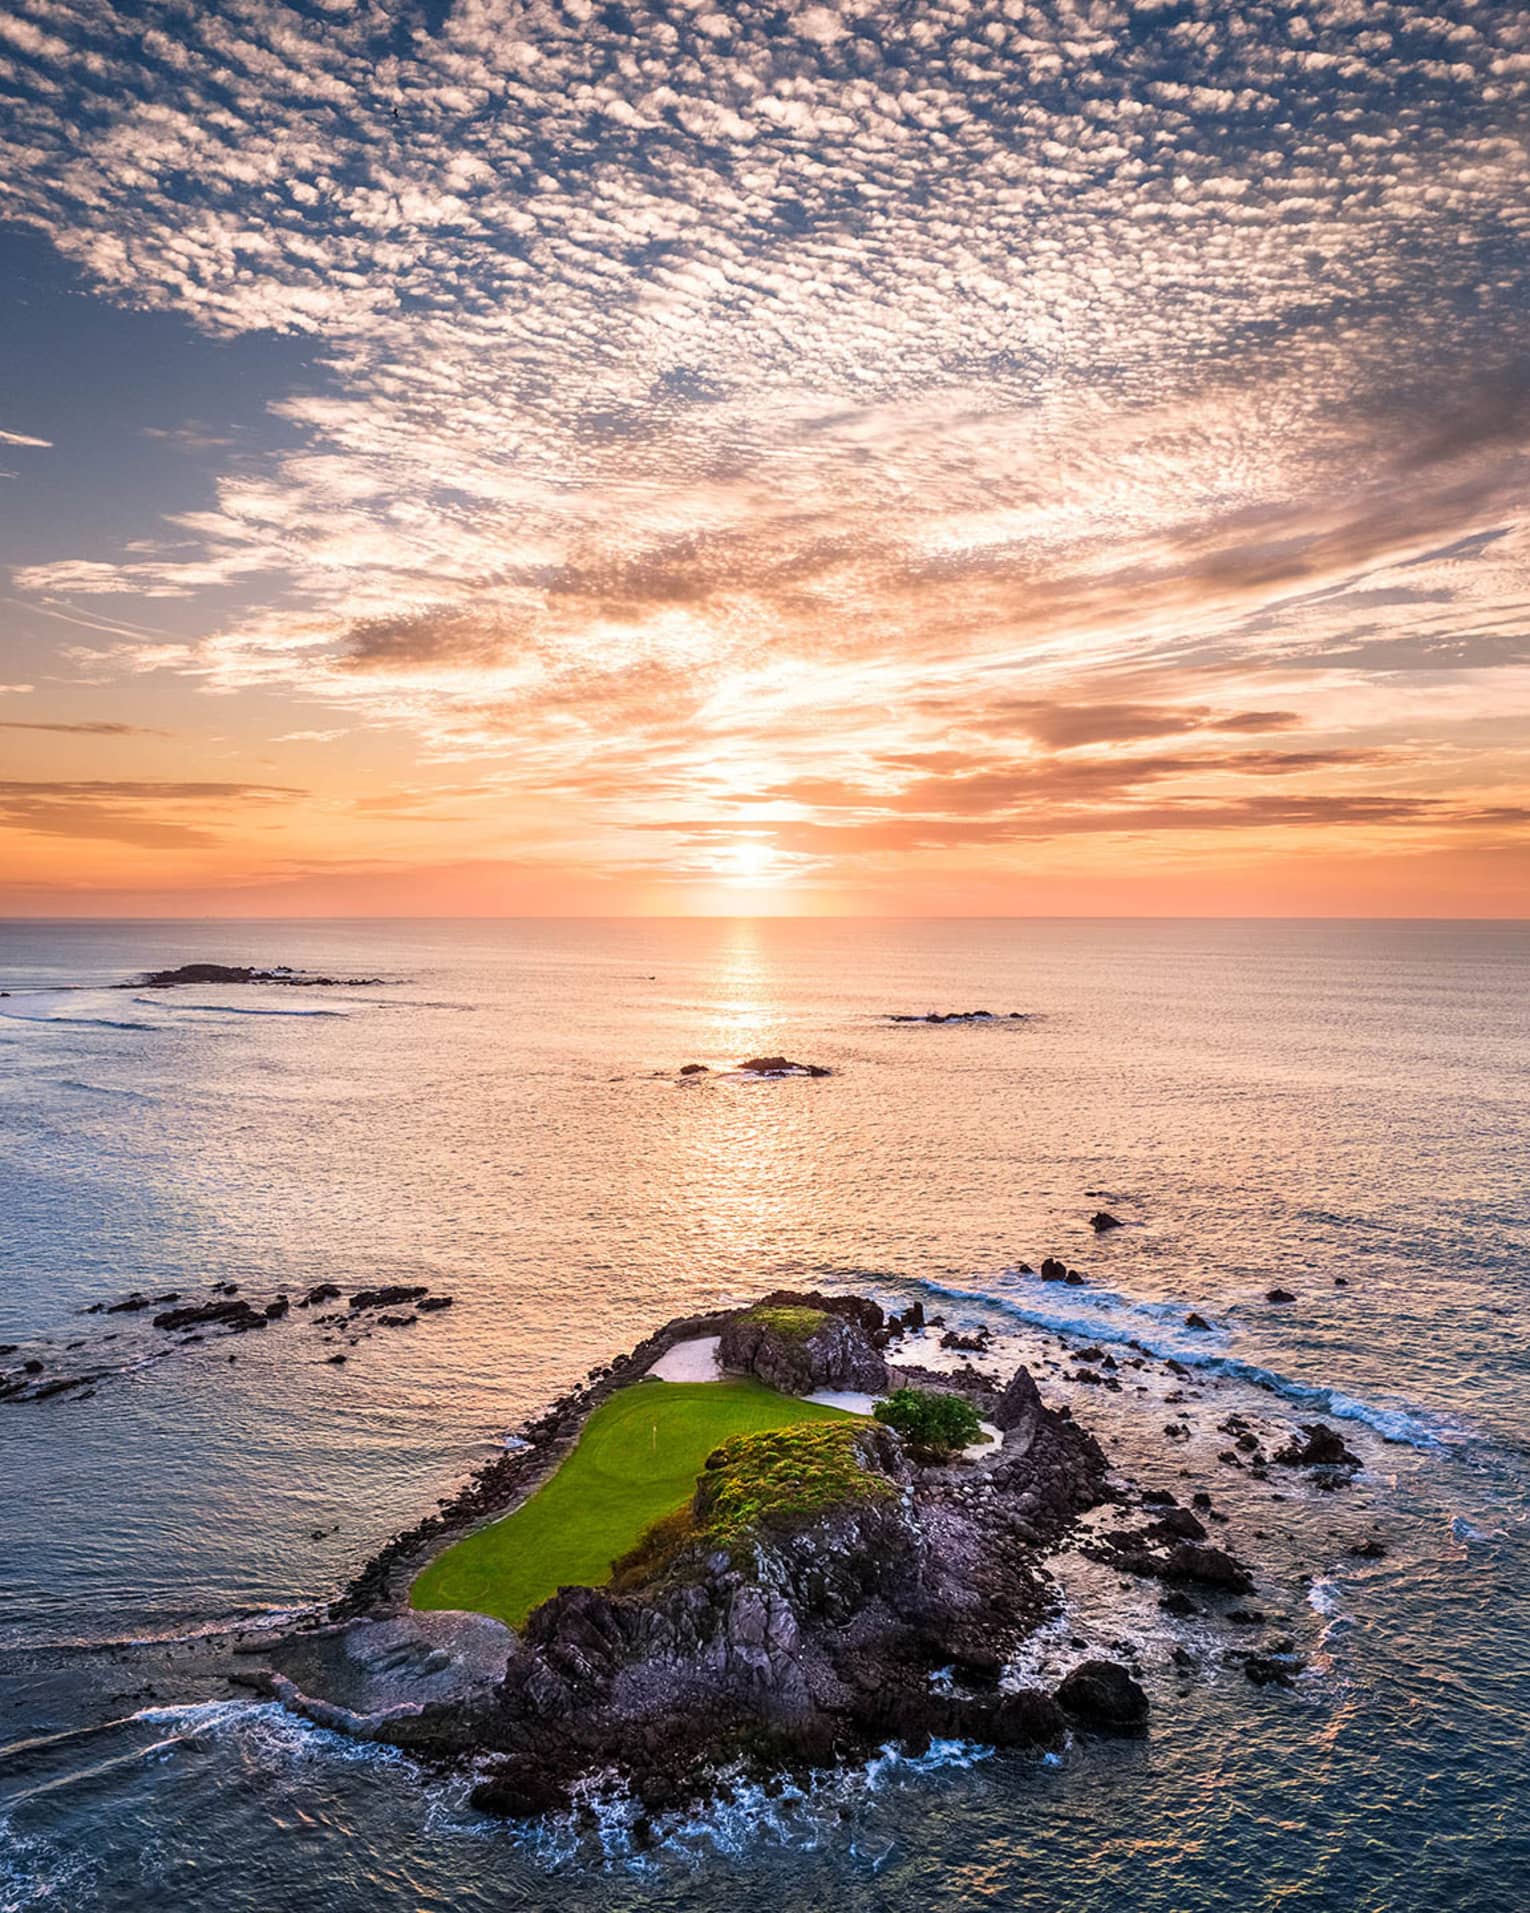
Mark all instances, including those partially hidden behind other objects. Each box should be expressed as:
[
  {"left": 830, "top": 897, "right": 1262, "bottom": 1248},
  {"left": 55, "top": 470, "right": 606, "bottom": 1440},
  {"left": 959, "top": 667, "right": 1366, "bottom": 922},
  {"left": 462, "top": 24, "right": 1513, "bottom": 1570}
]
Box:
[
  {"left": 55, "top": 1078, "right": 153, "bottom": 1102},
  {"left": 136, "top": 998, "right": 346, "bottom": 1018},
  {"left": 874, "top": 1273, "right": 1446, "bottom": 1451}
]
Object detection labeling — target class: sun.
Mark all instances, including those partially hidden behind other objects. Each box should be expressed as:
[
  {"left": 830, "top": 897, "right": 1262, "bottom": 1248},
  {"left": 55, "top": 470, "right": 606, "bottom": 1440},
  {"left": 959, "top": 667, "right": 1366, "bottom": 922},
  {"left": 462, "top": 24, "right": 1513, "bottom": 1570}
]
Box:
[{"left": 717, "top": 838, "right": 779, "bottom": 884}]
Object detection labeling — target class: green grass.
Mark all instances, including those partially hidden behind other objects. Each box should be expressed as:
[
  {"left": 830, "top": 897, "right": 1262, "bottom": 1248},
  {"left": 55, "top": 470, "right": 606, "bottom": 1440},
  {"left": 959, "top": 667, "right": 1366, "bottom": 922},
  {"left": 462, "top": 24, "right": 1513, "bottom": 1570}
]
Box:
[
  {"left": 742, "top": 1304, "right": 828, "bottom": 1341},
  {"left": 410, "top": 1380, "right": 856, "bottom": 1629}
]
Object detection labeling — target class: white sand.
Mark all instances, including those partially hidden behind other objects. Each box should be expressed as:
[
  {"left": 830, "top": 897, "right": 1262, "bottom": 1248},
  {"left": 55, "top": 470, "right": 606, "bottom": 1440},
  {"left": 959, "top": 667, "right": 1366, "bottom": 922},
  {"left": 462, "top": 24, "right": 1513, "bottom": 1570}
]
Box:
[
  {"left": 647, "top": 1342, "right": 1001, "bottom": 1464},
  {"left": 646, "top": 1335, "right": 723, "bottom": 1382}
]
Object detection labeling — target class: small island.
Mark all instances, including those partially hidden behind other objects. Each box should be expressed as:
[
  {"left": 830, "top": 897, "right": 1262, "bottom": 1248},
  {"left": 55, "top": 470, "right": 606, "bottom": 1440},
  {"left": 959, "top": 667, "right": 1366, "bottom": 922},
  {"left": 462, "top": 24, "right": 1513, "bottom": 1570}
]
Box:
[{"left": 236, "top": 1287, "right": 1324, "bottom": 1820}]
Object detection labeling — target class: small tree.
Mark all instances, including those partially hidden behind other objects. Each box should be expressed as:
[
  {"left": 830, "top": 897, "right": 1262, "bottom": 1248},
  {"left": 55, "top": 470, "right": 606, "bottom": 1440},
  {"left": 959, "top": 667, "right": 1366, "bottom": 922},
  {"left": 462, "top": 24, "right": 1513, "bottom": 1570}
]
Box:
[{"left": 874, "top": 1387, "right": 983, "bottom": 1457}]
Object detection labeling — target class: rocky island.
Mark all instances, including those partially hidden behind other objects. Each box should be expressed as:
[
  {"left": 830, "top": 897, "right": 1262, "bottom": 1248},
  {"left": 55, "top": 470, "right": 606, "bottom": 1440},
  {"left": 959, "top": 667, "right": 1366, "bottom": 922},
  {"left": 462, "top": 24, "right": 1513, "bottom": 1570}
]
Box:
[{"left": 229, "top": 1287, "right": 1335, "bottom": 1822}]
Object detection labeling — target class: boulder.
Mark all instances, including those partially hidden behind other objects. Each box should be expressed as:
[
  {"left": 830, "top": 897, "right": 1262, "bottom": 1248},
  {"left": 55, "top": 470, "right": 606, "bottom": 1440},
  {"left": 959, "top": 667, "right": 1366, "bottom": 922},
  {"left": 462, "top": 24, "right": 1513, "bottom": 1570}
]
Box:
[
  {"left": 1089, "top": 1212, "right": 1123, "bottom": 1233},
  {"left": 1056, "top": 1659, "right": 1149, "bottom": 1732},
  {"left": 1038, "top": 1257, "right": 1066, "bottom": 1281},
  {"left": 1185, "top": 1312, "right": 1212, "bottom": 1331},
  {"left": 1273, "top": 1422, "right": 1360, "bottom": 1469},
  {"left": 738, "top": 1055, "right": 831, "bottom": 1078},
  {"left": 1266, "top": 1287, "right": 1296, "bottom": 1304},
  {"left": 992, "top": 1363, "right": 1043, "bottom": 1438}
]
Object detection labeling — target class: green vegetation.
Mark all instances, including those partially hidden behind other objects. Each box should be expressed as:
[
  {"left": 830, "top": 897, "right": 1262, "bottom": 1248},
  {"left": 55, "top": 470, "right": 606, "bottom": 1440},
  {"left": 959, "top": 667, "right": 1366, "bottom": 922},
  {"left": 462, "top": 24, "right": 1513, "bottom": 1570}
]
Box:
[
  {"left": 411, "top": 1380, "right": 855, "bottom": 1629},
  {"left": 742, "top": 1304, "right": 828, "bottom": 1341},
  {"left": 874, "top": 1386, "right": 985, "bottom": 1456},
  {"left": 612, "top": 1421, "right": 895, "bottom": 1592}
]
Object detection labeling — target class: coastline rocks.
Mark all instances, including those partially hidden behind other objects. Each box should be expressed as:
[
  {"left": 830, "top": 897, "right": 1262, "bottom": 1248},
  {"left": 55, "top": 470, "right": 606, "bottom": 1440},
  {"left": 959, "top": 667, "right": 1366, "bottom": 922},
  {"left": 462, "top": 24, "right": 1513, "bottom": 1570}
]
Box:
[
  {"left": 1273, "top": 1422, "right": 1360, "bottom": 1470},
  {"left": 888, "top": 1010, "right": 1031, "bottom": 1024},
  {"left": 152, "top": 1297, "right": 267, "bottom": 1333},
  {"left": 136, "top": 962, "right": 383, "bottom": 989},
  {"left": 349, "top": 1285, "right": 429, "bottom": 1312},
  {"left": 1039, "top": 1257, "right": 1066, "bottom": 1281},
  {"left": 719, "top": 1299, "right": 889, "bottom": 1395},
  {"left": 1056, "top": 1660, "right": 1149, "bottom": 1733},
  {"left": 300, "top": 1283, "right": 342, "bottom": 1307},
  {"left": 1089, "top": 1212, "right": 1123, "bottom": 1233},
  {"left": 737, "top": 1055, "right": 831, "bottom": 1078}
]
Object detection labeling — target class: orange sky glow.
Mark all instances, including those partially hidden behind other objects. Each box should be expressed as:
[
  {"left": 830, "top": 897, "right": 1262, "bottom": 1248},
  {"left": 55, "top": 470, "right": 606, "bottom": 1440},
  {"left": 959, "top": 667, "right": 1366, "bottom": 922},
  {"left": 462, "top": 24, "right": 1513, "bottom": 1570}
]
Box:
[{"left": 1, "top": 1, "right": 1528, "bottom": 916}]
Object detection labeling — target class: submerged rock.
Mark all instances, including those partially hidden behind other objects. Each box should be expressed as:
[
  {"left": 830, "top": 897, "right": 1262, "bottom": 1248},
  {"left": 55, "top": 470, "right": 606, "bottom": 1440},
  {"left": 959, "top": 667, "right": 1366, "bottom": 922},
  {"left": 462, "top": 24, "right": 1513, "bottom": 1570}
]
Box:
[
  {"left": 152, "top": 1297, "right": 267, "bottom": 1334},
  {"left": 349, "top": 1285, "right": 429, "bottom": 1312},
  {"left": 1273, "top": 1422, "right": 1360, "bottom": 1470},
  {"left": 1089, "top": 1211, "right": 1124, "bottom": 1233},
  {"left": 737, "top": 1055, "right": 831, "bottom": 1078},
  {"left": 1056, "top": 1659, "right": 1149, "bottom": 1732}
]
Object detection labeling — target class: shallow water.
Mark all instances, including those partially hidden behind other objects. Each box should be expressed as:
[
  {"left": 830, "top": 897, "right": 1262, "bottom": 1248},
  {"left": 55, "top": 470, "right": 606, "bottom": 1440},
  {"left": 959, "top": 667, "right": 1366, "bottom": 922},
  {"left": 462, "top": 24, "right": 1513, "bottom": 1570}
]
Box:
[{"left": 1, "top": 917, "right": 1526, "bottom": 1911}]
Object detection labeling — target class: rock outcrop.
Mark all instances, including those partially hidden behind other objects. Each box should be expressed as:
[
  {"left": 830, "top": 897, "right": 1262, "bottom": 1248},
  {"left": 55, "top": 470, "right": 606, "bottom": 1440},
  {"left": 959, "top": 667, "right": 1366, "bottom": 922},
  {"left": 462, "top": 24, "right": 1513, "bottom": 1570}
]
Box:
[
  {"left": 1273, "top": 1422, "right": 1360, "bottom": 1469},
  {"left": 718, "top": 1296, "right": 889, "bottom": 1394}
]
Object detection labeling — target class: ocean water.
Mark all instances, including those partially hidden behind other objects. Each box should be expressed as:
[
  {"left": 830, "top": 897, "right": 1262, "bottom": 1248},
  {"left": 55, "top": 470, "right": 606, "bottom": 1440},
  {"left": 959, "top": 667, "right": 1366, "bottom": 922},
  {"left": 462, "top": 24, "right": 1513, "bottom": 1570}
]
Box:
[{"left": 0, "top": 916, "right": 1526, "bottom": 1912}]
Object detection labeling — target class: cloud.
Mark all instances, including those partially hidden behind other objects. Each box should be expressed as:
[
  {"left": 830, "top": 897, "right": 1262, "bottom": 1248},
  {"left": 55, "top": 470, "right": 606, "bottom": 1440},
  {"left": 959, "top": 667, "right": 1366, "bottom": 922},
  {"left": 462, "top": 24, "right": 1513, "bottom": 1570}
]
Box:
[
  {"left": 0, "top": 719, "right": 168, "bottom": 735},
  {"left": 0, "top": 0, "right": 1528, "bottom": 893},
  {"left": 0, "top": 429, "right": 52, "bottom": 448},
  {"left": 0, "top": 779, "right": 303, "bottom": 849}
]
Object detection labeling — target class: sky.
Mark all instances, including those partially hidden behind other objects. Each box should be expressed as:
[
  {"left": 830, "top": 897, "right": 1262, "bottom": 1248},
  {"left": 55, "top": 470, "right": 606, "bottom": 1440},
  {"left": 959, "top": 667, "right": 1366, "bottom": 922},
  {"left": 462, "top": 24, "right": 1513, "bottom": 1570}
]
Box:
[{"left": 0, "top": 0, "right": 1528, "bottom": 917}]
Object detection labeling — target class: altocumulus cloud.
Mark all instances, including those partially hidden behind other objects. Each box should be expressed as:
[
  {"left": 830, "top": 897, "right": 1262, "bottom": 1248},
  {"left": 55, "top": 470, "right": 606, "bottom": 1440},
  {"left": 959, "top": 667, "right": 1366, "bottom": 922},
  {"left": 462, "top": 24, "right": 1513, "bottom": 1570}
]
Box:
[{"left": 0, "top": 0, "right": 1528, "bottom": 879}]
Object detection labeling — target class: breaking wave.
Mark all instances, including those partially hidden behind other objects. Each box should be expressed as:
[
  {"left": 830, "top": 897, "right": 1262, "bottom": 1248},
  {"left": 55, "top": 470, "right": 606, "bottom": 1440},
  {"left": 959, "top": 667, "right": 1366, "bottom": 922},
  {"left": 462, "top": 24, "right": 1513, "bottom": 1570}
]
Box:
[{"left": 874, "top": 1274, "right": 1448, "bottom": 1451}]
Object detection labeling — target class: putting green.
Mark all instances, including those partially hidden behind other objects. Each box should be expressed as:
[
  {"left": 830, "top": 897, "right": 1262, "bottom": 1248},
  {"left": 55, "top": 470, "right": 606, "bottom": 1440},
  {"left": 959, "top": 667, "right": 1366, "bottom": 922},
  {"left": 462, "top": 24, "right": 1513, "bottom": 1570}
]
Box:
[{"left": 410, "top": 1379, "right": 856, "bottom": 1629}]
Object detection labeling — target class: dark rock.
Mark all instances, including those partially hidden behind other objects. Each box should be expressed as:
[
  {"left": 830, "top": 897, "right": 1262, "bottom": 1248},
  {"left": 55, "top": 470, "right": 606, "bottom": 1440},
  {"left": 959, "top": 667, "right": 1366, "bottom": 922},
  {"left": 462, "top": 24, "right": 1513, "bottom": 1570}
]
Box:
[
  {"left": 1063, "top": 1270, "right": 1086, "bottom": 1286},
  {"left": 300, "top": 1283, "right": 342, "bottom": 1307},
  {"left": 1150, "top": 1507, "right": 1208, "bottom": 1542},
  {"left": 1243, "top": 1654, "right": 1300, "bottom": 1688},
  {"left": 417, "top": 1296, "right": 454, "bottom": 1312},
  {"left": 1056, "top": 1659, "right": 1149, "bottom": 1733},
  {"left": 992, "top": 1363, "right": 1043, "bottom": 1438},
  {"left": 719, "top": 1299, "right": 888, "bottom": 1394},
  {"left": 678, "top": 1063, "right": 709, "bottom": 1075},
  {"left": 1185, "top": 1312, "right": 1212, "bottom": 1331},
  {"left": 349, "top": 1285, "right": 429, "bottom": 1312},
  {"left": 264, "top": 1297, "right": 290, "bottom": 1319},
  {"left": 1347, "top": 1537, "right": 1387, "bottom": 1558},
  {"left": 1266, "top": 1288, "right": 1297, "bottom": 1304},
  {"left": 152, "top": 1298, "right": 266, "bottom": 1333},
  {"left": 105, "top": 1293, "right": 152, "bottom": 1314},
  {"left": 325, "top": 1354, "right": 347, "bottom": 1365},
  {"left": 1273, "top": 1422, "right": 1360, "bottom": 1469},
  {"left": 137, "top": 963, "right": 383, "bottom": 989},
  {"left": 1039, "top": 1257, "right": 1066, "bottom": 1282},
  {"left": 375, "top": 1313, "right": 417, "bottom": 1328},
  {"left": 1090, "top": 1212, "right": 1123, "bottom": 1233},
  {"left": 939, "top": 1328, "right": 991, "bottom": 1353},
  {"left": 1159, "top": 1590, "right": 1197, "bottom": 1617},
  {"left": 738, "top": 1055, "right": 831, "bottom": 1078}
]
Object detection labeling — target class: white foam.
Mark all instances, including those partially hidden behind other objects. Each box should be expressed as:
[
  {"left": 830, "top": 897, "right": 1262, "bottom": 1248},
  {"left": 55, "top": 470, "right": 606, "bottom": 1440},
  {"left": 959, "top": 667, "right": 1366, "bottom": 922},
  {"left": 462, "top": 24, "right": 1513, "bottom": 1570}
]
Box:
[{"left": 884, "top": 1275, "right": 1448, "bottom": 1450}]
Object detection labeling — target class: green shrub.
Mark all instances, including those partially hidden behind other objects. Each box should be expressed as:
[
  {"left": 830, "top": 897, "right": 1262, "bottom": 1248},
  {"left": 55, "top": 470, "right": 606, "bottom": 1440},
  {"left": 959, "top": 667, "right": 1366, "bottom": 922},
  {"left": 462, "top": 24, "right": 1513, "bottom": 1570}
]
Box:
[
  {"left": 873, "top": 1387, "right": 983, "bottom": 1456},
  {"left": 743, "top": 1305, "right": 828, "bottom": 1341},
  {"left": 613, "top": 1422, "right": 894, "bottom": 1588}
]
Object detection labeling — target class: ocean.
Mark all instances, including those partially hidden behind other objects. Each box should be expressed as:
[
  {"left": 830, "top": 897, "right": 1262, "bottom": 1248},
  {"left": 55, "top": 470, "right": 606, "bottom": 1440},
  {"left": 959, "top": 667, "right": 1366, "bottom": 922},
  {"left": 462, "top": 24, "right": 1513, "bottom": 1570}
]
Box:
[{"left": 0, "top": 916, "right": 1526, "bottom": 1911}]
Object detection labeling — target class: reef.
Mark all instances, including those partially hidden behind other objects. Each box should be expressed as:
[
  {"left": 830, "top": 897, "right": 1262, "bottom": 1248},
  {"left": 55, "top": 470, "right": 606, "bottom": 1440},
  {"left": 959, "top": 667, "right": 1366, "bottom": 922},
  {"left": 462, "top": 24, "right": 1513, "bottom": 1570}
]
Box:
[{"left": 131, "top": 962, "right": 384, "bottom": 988}]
